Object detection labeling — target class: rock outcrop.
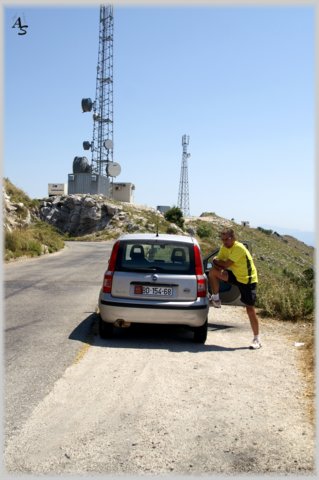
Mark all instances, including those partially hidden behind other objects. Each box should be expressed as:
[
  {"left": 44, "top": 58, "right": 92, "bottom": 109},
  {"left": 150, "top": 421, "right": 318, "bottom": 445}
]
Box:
[
  {"left": 3, "top": 187, "right": 36, "bottom": 232},
  {"left": 39, "top": 195, "right": 123, "bottom": 236},
  {"left": 3, "top": 181, "right": 179, "bottom": 238},
  {"left": 38, "top": 194, "right": 175, "bottom": 237}
]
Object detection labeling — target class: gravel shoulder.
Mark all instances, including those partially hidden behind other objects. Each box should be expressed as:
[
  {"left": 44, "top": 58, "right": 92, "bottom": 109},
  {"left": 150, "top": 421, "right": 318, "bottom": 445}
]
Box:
[{"left": 4, "top": 305, "right": 315, "bottom": 475}]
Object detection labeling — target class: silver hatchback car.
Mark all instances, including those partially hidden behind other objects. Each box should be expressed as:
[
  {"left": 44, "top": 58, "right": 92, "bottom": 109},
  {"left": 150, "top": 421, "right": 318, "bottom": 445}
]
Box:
[{"left": 98, "top": 233, "right": 209, "bottom": 343}]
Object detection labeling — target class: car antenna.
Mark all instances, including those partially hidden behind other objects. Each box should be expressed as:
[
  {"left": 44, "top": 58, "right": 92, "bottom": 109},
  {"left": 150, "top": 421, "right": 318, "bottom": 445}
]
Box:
[{"left": 156, "top": 215, "right": 159, "bottom": 237}]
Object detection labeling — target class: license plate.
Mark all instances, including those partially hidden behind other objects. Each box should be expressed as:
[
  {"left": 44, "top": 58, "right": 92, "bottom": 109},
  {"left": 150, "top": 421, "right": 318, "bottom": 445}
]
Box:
[{"left": 134, "top": 285, "right": 173, "bottom": 296}]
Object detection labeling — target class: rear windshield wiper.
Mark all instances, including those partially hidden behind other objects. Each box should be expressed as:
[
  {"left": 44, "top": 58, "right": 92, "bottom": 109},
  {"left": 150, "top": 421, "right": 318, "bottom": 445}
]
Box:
[{"left": 139, "top": 266, "right": 165, "bottom": 272}]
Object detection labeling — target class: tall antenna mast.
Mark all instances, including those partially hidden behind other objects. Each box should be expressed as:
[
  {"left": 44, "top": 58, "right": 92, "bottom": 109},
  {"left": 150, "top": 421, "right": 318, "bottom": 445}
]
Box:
[
  {"left": 81, "top": 4, "right": 114, "bottom": 177},
  {"left": 92, "top": 4, "right": 114, "bottom": 176},
  {"left": 177, "top": 134, "right": 190, "bottom": 217}
]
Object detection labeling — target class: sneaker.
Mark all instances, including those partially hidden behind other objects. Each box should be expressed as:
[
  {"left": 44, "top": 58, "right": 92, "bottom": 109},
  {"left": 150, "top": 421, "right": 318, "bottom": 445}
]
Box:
[
  {"left": 209, "top": 296, "right": 222, "bottom": 308},
  {"left": 249, "top": 339, "right": 262, "bottom": 350}
]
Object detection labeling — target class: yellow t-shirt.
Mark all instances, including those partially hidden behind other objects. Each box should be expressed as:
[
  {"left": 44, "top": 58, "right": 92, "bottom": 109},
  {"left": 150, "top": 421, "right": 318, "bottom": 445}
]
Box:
[{"left": 216, "top": 241, "right": 258, "bottom": 285}]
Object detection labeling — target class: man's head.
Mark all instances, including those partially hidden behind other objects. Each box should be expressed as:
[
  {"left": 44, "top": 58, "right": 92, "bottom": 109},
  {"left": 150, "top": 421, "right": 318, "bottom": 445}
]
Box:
[{"left": 220, "top": 228, "right": 236, "bottom": 247}]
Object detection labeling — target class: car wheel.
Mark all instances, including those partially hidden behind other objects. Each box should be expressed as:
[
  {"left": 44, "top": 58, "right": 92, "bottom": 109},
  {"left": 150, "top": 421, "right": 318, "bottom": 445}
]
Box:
[
  {"left": 99, "top": 316, "right": 113, "bottom": 339},
  {"left": 193, "top": 318, "right": 208, "bottom": 344}
]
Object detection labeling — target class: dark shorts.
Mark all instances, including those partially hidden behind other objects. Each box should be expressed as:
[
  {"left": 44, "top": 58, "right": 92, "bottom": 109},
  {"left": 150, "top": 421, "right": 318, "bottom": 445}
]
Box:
[{"left": 226, "top": 270, "right": 257, "bottom": 306}]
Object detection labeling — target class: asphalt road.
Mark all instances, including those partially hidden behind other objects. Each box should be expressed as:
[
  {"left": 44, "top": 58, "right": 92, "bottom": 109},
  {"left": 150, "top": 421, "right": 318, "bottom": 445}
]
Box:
[
  {"left": 4, "top": 242, "right": 315, "bottom": 475},
  {"left": 4, "top": 241, "right": 113, "bottom": 444}
]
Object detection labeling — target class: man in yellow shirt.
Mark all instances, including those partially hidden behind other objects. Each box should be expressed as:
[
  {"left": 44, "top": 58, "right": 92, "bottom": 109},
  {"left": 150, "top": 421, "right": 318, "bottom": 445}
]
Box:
[{"left": 209, "top": 228, "right": 261, "bottom": 349}]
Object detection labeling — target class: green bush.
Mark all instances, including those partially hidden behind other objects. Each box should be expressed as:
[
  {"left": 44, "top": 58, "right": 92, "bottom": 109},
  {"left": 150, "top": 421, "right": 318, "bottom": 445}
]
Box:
[
  {"left": 166, "top": 225, "right": 179, "bottom": 234},
  {"left": 200, "top": 212, "right": 215, "bottom": 217},
  {"left": 257, "top": 227, "right": 273, "bottom": 236},
  {"left": 303, "top": 267, "right": 314, "bottom": 284},
  {"left": 164, "top": 206, "right": 184, "bottom": 229},
  {"left": 196, "top": 223, "right": 213, "bottom": 239}
]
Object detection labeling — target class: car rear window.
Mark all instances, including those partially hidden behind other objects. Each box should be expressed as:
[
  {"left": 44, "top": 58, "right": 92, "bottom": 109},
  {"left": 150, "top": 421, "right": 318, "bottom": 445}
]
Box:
[{"left": 115, "top": 241, "right": 195, "bottom": 274}]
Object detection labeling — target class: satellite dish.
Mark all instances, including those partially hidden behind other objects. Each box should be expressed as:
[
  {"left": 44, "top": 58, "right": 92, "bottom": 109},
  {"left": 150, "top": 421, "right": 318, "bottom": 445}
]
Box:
[
  {"left": 108, "top": 162, "right": 121, "bottom": 177},
  {"left": 104, "top": 139, "right": 113, "bottom": 150},
  {"left": 81, "top": 98, "right": 93, "bottom": 113},
  {"left": 73, "top": 156, "right": 91, "bottom": 173}
]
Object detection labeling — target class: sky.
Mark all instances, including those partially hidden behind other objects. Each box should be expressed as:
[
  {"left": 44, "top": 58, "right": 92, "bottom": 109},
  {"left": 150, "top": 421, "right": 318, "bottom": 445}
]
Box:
[{"left": 3, "top": 1, "right": 316, "bottom": 245}]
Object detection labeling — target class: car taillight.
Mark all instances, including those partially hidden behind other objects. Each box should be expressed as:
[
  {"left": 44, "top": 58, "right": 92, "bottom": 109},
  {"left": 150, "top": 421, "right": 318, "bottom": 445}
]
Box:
[
  {"left": 103, "top": 240, "right": 120, "bottom": 293},
  {"left": 103, "top": 271, "right": 113, "bottom": 293},
  {"left": 194, "top": 244, "right": 204, "bottom": 275},
  {"left": 196, "top": 275, "right": 207, "bottom": 297},
  {"left": 194, "top": 244, "right": 207, "bottom": 297}
]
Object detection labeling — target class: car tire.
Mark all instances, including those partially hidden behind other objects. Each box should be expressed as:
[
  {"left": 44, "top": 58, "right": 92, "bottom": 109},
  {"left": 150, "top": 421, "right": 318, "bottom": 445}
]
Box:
[
  {"left": 193, "top": 318, "right": 208, "bottom": 344},
  {"left": 99, "top": 316, "right": 113, "bottom": 339}
]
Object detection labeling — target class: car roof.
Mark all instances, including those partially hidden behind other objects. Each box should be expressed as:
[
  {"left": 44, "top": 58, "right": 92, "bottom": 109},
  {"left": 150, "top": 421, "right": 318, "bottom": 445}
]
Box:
[{"left": 118, "top": 233, "right": 196, "bottom": 244}]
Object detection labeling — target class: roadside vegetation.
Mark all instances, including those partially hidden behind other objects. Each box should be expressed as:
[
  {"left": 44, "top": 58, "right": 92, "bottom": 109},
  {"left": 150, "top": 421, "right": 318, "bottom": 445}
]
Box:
[
  {"left": 4, "top": 178, "right": 40, "bottom": 211},
  {"left": 5, "top": 222, "right": 65, "bottom": 261},
  {"left": 4, "top": 179, "right": 65, "bottom": 261}
]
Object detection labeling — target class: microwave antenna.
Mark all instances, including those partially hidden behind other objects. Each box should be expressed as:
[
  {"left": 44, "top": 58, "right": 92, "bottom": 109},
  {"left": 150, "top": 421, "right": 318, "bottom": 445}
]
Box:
[
  {"left": 177, "top": 134, "right": 190, "bottom": 217},
  {"left": 81, "top": 4, "right": 114, "bottom": 177}
]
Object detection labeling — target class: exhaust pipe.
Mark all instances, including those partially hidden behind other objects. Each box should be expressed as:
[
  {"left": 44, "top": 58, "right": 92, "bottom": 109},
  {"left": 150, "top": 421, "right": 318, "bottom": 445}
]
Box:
[{"left": 114, "top": 319, "right": 131, "bottom": 328}]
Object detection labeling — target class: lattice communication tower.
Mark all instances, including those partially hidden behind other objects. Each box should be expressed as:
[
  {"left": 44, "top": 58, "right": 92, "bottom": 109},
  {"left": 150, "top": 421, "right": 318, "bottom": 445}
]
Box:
[
  {"left": 177, "top": 134, "right": 190, "bottom": 217},
  {"left": 81, "top": 4, "right": 114, "bottom": 176}
]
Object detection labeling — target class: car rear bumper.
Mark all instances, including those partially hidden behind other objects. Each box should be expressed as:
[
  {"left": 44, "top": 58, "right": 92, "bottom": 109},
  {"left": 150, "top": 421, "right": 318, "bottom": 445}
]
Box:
[{"left": 99, "top": 293, "right": 209, "bottom": 327}]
